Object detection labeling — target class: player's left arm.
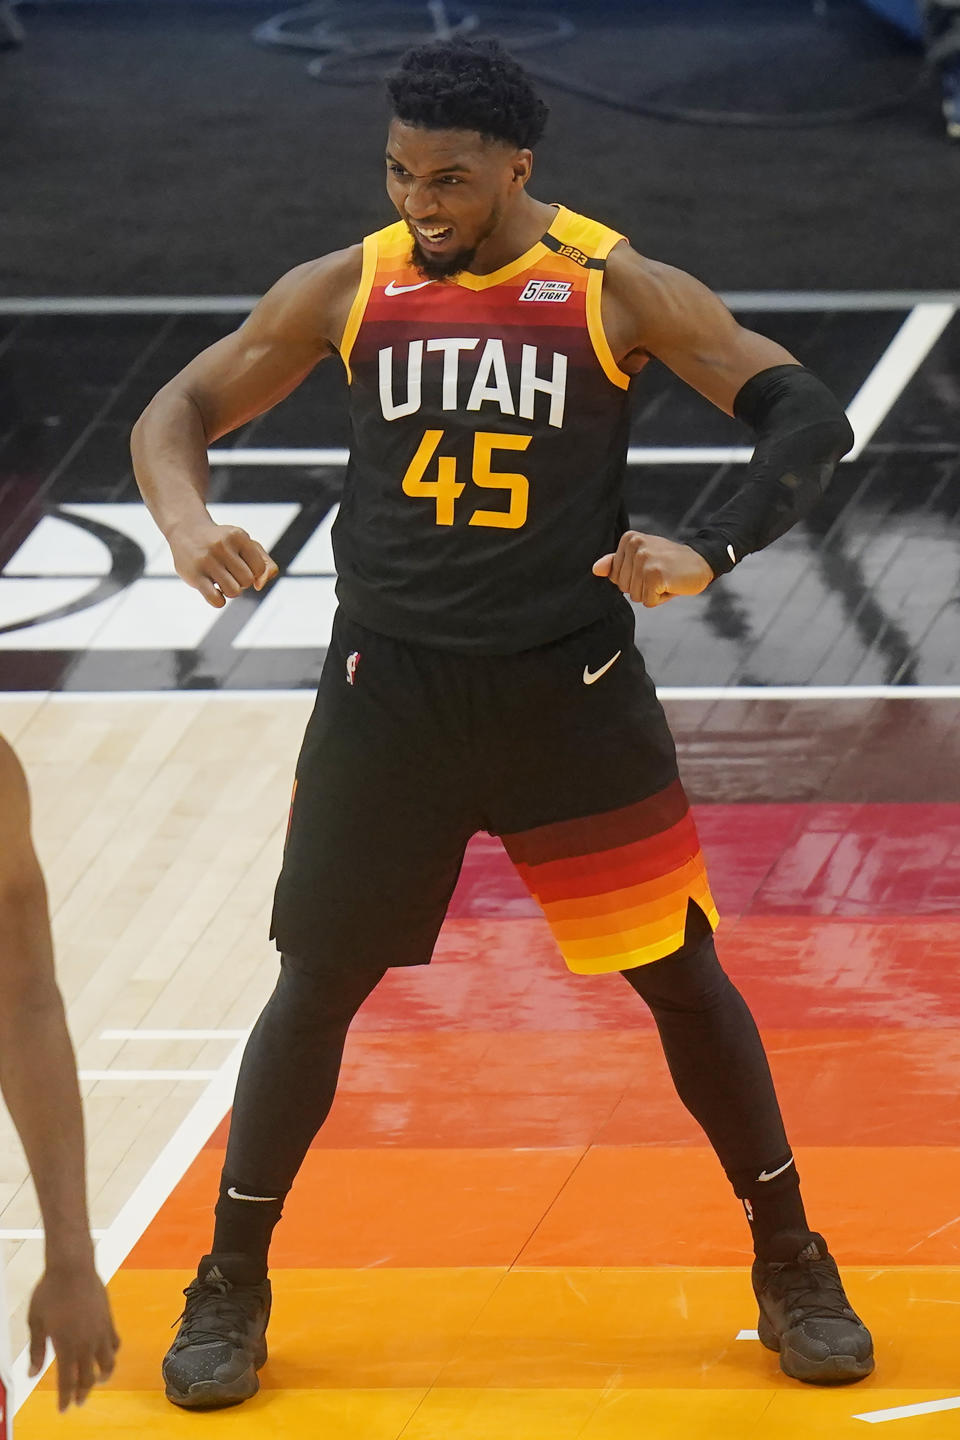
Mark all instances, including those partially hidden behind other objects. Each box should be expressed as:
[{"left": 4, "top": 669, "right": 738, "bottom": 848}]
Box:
[
  {"left": 593, "top": 246, "right": 854, "bottom": 606},
  {"left": 0, "top": 737, "right": 119, "bottom": 1410}
]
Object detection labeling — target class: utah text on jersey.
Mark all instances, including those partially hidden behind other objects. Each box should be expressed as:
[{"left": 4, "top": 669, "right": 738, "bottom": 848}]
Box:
[{"left": 378, "top": 338, "right": 568, "bottom": 428}]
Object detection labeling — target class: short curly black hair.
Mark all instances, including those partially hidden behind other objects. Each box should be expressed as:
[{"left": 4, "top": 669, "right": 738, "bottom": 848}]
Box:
[{"left": 386, "top": 39, "right": 548, "bottom": 149}]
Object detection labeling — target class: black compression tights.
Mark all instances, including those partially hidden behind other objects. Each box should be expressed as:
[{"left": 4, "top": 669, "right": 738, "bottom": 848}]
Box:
[
  {"left": 224, "top": 952, "right": 386, "bottom": 1187},
  {"left": 213, "top": 914, "right": 805, "bottom": 1272},
  {"left": 621, "top": 904, "right": 807, "bottom": 1249},
  {"left": 211, "top": 953, "right": 385, "bottom": 1269}
]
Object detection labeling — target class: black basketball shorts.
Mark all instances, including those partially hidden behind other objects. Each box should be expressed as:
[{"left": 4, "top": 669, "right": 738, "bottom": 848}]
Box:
[{"left": 270, "top": 604, "right": 718, "bottom": 974}]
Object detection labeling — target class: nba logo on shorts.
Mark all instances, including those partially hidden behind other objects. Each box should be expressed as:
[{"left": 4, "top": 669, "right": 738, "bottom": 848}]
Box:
[{"left": 346, "top": 651, "right": 361, "bottom": 686}]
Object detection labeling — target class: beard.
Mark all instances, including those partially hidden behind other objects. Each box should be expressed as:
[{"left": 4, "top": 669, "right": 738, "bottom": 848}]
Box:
[
  {"left": 410, "top": 238, "right": 478, "bottom": 282},
  {"left": 407, "top": 202, "right": 502, "bottom": 282}
]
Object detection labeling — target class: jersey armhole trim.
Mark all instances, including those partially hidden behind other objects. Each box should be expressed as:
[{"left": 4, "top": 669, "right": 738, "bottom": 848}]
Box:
[
  {"left": 586, "top": 235, "right": 632, "bottom": 392},
  {"left": 339, "top": 233, "right": 378, "bottom": 383}
]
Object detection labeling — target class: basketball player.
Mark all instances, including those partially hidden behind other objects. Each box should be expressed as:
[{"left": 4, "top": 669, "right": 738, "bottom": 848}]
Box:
[
  {"left": 0, "top": 736, "right": 119, "bottom": 1416},
  {"left": 131, "top": 40, "right": 874, "bottom": 1409}
]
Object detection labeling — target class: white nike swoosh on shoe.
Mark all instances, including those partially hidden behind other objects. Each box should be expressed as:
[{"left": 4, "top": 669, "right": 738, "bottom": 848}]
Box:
[
  {"left": 227, "top": 1186, "right": 280, "bottom": 1202},
  {"left": 384, "top": 280, "right": 434, "bottom": 296},
  {"left": 757, "top": 1156, "right": 795, "bottom": 1182},
  {"left": 582, "top": 650, "right": 622, "bottom": 685}
]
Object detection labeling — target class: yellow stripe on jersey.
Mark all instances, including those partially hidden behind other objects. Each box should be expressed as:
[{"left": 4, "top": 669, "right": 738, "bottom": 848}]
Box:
[
  {"left": 450, "top": 239, "right": 552, "bottom": 291},
  {"left": 550, "top": 213, "right": 635, "bottom": 392},
  {"left": 376, "top": 220, "right": 414, "bottom": 265},
  {"left": 339, "top": 232, "right": 379, "bottom": 384},
  {"left": 586, "top": 260, "right": 631, "bottom": 390}
]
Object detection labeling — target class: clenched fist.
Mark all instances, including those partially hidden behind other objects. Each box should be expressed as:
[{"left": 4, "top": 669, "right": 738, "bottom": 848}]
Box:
[
  {"left": 593, "top": 531, "right": 714, "bottom": 608},
  {"left": 167, "top": 517, "right": 279, "bottom": 609}
]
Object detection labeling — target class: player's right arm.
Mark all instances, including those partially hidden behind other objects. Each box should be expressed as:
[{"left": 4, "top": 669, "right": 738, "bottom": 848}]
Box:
[{"left": 131, "top": 246, "right": 363, "bottom": 608}]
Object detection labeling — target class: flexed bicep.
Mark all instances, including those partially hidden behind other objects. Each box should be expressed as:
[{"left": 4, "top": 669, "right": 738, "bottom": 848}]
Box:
[
  {"left": 603, "top": 246, "right": 798, "bottom": 414},
  {"left": 174, "top": 252, "right": 360, "bottom": 442}
]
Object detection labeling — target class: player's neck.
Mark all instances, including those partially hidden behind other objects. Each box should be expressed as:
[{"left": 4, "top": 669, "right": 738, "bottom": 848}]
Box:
[{"left": 466, "top": 197, "right": 558, "bottom": 276}]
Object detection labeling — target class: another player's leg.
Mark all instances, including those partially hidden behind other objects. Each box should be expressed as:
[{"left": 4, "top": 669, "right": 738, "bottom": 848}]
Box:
[
  {"left": 621, "top": 904, "right": 873, "bottom": 1384},
  {"left": 163, "top": 615, "right": 476, "bottom": 1409}
]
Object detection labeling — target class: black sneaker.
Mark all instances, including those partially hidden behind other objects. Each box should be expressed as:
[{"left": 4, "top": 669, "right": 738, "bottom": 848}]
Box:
[
  {"left": 753, "top": 1231, "right": 874, "bottom": 1385},
  {"left": 163, "top": 1253, "right": 272, "bottom": 1409}
]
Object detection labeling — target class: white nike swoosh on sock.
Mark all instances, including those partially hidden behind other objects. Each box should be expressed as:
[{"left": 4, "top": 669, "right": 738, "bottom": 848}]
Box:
[
  {"left": 226, "top": 1186, "right": 280, "bottom": 1202},
  {"left": 757, "top": 1156, "right": 795, "bottom": 1182}
]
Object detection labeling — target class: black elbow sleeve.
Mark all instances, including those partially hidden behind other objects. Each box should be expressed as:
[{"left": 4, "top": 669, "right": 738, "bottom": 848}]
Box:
[
  {"left": 687, "top": 364, "right": 854, "bottom": 579},
  {"left": 734, "top": 363, "right": 854, "bottom": 465}
]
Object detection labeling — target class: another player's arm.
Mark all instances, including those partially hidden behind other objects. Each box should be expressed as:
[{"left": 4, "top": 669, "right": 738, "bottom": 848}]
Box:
[
  {"left": 594, "top": 247, "right": 853, "bottom": 606},
  {"left": 131, "top": 247, "right": 362, "bottom": 608},
  {"left": 0, "top": 737, "right": 119, "bottom": 1410}
]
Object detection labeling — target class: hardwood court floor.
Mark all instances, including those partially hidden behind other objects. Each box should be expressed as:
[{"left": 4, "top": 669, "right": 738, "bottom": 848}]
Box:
[{"left": 4, "top": 694, "right": 960, "bottom": 1438}]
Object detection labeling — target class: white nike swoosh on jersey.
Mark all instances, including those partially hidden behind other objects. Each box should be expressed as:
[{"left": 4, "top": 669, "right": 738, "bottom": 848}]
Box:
[
  {"left": 227, "top": 1186, "right": 280, "bottom": 1202},
  {"left": 384, "top": 280, "right": 434, "bottom": 296},
  {"left": 757, "top": 1156, "right": 795, "bottom": 1182},
  {"left": 582, "top": 650, "right": 622, "bottom": 685}
]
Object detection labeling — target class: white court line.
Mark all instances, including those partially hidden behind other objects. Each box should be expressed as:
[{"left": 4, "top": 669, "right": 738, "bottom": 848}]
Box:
[
  {"left": 657, "top": 686, "right": 960, "bottom": 701},
  {"left": 210, "top": 447, "right": 348, "bottom": 466},
  {"left": 736, "top": 1328, "right": 759, "bottom": 1340},
  {"left": 0, "top": 297, "right": 260, "bottom": 315},
  {"left": 207, "top": 446, "right": 757, "bottom": 467},
  {"left": 3, "top": 292, "right": 960, "bottom": 315},
  {"left": 101, "top": 1028, "right": 248, "bottom": 1040},
  {"left": 722, "top": 291, "right": 960, "bottom": 311},
  {"left": 845, "top": 303, "right": 955, "bottom": 458},
  {"left": 11, "top": 1033, "right": 248, "bottom": 1415},
  {"left": 78, "top": 1069, "right": 219, "bottom": 1081},
  {"left": 0, "top": 690, "right": 315, "bottom": 702},
  {"left": 855, "top": 1395, "right": 960, "bottom": 1424},
  {"left": 3, "top": 687, "right": 960, "bottom": 703},
  {"left": 0, "top": 1229, "right": 106, "bottom": 1241}
]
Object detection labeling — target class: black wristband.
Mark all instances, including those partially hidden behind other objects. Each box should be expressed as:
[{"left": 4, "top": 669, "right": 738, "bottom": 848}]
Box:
[{"left": 685, "top": 531, "right": 739, "bottom": 579}]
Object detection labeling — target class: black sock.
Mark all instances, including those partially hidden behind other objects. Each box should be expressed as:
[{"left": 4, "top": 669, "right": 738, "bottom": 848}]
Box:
[
  {"left": 210, "top": 1176, "right": 287, "bottom": 1282},
  {"left": 730, "top": 1154, "right": 810, "bottom": 1260}
]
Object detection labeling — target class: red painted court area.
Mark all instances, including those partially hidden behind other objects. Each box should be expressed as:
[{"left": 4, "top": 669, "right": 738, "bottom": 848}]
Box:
[{"left": 21, "top": 798, "right": 960, "bottom": 1436}]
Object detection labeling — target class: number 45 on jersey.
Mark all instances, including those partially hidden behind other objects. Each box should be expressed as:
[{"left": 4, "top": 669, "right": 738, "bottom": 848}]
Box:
[{"left": 403, "top": 429, "right": 532, "bottom": 530}]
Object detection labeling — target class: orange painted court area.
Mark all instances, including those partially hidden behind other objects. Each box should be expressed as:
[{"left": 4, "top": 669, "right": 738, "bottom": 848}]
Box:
[{"left": 17, "top": 805, "right": 960, "bottom": 1436}]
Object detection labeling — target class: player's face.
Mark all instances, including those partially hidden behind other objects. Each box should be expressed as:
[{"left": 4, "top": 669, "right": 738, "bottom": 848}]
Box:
[{"left": 385, "top": 120, "right": 530, "bottom": 279}]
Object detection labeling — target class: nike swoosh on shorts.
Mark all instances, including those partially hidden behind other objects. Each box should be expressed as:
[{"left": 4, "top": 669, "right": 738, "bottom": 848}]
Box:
[{"left": 582, "top": 650, "right": 622, "bottom": 685}]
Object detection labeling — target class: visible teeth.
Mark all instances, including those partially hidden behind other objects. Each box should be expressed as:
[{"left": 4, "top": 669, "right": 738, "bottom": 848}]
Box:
[{"left": 418, "top": 226, "right": 450, "bottom": 240}]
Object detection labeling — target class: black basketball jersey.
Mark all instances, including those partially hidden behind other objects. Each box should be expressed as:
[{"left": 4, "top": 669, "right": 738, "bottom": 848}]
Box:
[{"left": 333, "top": 205, "right": 637, "bottom": 652}]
